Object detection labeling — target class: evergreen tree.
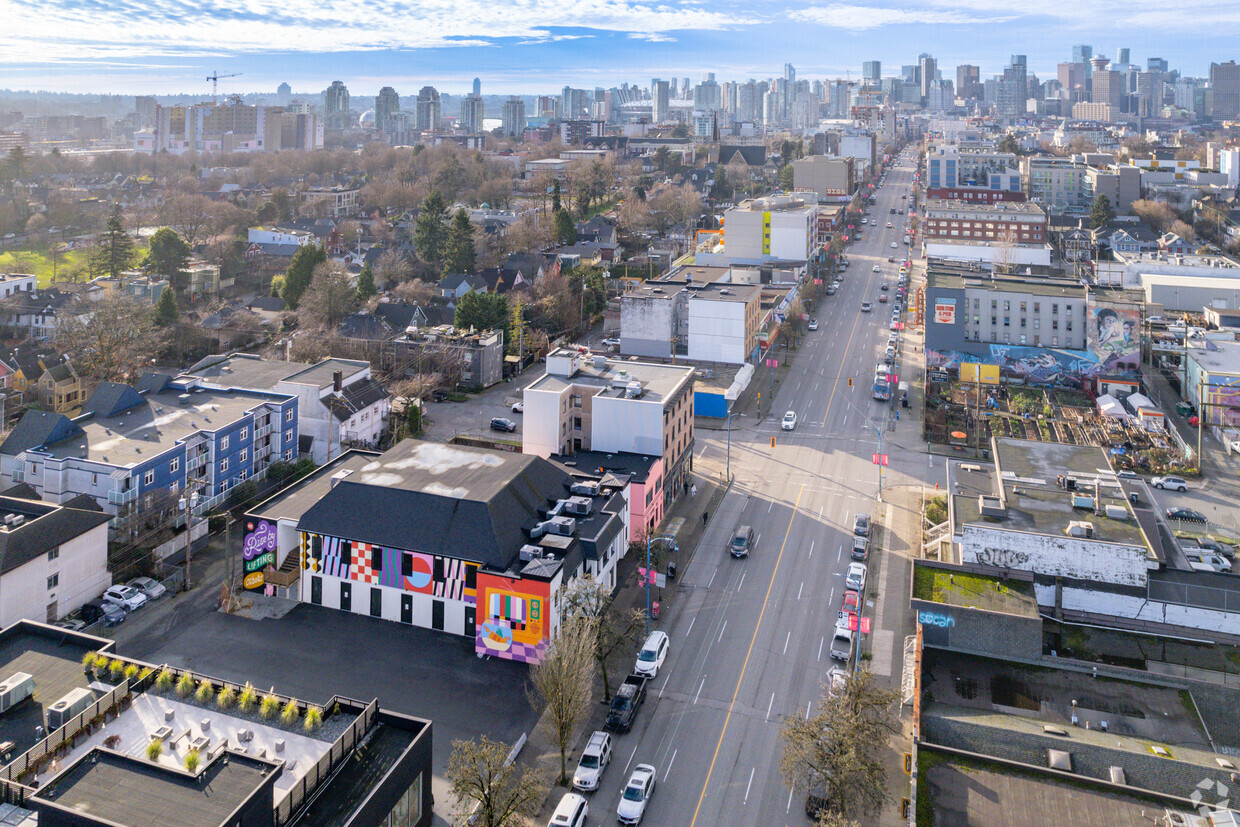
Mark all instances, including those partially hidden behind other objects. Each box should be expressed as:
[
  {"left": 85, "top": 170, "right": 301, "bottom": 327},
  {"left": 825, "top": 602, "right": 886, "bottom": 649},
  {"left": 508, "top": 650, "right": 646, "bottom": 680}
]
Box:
[
  {"left": 553, "top": 208, "right": 577, "bottom": 246},
  {"left": 551, "top": 180, "right": 562, "bottom": 213},
  {"left": 413, "top": 191, "right": 449, "bottom": 266},
  {"left": 778, "top": 164, "right": 794, "bottom": 191},
  {"left": 92, "top": 204, "right": 135, "bottom": 278},
  {"left": 355, "top": 262, "right": 377, "bottom": 300},
  {"left": 1089, "top": 194, "right": 1116, "bottom": 229},
  {"left": 281, "top": 243, "right": 326, "bottom": 309},
  {"left": 443, "top": 209, "right": 477, "bottom": 274},
  {"left": 145, "top": 227, "right": 191, "bottom": 289},
  {"left": 153, "top": 287, "right": 179, "bottom": 326},
  {"left": 455, "top": 291, "right": 509, "bottom": 342}
]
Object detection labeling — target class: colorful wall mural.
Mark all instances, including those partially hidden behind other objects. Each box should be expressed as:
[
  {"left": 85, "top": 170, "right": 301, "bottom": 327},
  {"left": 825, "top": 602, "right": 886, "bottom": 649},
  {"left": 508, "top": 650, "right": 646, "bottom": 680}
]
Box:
[
  {"left": 926, "top": 345, "right": 1101, "bottom": 386},
  {"left": 299, "top": 532, "right": 478, "bottom": 603},
  {"left": 1203, "top": 374, "right": 1240, "bottom": 428},
  {"left": 241, "top": 518, "right": 278, "bottom": 591},
  {"left": 475, "top": 571, "right": 551, "bottom": 664},
  {"left": 1086, "top": 299, "right": 1141, "bottom": 377}
]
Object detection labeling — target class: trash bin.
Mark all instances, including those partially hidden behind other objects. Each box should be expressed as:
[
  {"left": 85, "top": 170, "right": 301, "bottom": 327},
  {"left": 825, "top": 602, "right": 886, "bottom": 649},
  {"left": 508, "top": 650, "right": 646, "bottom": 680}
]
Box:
[{"left": 1129, "top": 492, "right": 1139, "bottom": 504}]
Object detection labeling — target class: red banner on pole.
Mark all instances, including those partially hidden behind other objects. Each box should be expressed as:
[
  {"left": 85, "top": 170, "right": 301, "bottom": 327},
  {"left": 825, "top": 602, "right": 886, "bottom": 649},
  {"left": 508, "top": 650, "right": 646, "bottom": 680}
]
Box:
[{"left": 872, "top": 454, "right": 889, "bottom": 466}]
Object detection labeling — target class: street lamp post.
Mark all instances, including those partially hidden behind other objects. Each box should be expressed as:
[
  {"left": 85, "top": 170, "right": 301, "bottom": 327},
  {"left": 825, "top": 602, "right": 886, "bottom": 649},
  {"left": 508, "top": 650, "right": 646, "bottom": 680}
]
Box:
[
  {"left": 644, "top": 534, "right": 676, "bottom": 635},
  {"left": 178, "top": 490, "right": 200, "bottom": 591},
  {"left": 866, "top": 421, "right": 886, "bottom": 503}
]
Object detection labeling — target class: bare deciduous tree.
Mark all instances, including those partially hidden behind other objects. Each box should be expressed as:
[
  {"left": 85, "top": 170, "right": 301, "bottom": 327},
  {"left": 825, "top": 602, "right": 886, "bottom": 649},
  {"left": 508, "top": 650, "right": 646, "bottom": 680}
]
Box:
[
  {"left": 374, "top": 248, "right": 413, "bottom": 288},
  {"left": 55, "top": 292, "right": 164, "bottom": 383},
  {"left": 390, "top": 278, "right": 438, "bottom": 305},
  {"left": 445, "top": 734, "right": 546, "bottom": 827},
  {"left": 528, "top": 615, "right": 597, "bottom": 784},
  {"left": 779, "top": 669, "right": 899, "bottom": 821},
  {"left": 562, "top": 575, "right": 647, "bottom": 702},
  {"left": 159, "top": 192, "right": 215, "bottom": 246},
  {"left": 297, "top": 261, "right": 360, "bottom": 331}
]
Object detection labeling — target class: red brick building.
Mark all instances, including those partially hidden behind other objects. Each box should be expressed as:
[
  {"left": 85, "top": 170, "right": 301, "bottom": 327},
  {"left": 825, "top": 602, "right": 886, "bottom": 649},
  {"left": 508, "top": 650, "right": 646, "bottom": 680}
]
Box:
[{"left": 922, "top": 200, "right": 1047, "bottom": 244}]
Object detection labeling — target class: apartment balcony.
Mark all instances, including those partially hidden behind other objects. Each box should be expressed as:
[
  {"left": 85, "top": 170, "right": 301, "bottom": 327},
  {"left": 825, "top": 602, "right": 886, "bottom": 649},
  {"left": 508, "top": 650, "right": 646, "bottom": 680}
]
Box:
[
  {"left": 254, "top": 423, "right": 275, "bottom": 439},
  {"left": 108, "top": 488, "right": 138, "bottom": 505},
  {"left": 186, "top": 452, "right": 209, "bottom": 471}
]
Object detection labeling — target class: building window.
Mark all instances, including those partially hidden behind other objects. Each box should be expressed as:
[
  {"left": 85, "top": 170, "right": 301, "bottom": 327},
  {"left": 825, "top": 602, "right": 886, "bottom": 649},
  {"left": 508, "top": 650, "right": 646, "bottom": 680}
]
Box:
[
  {"left": 239, "top": 448, "right": 248, "bottom": 462},
  {"left": 220, "top": 458, "right": 229, "bottom": 473},
  {"left": 47, "top": 573, "right": 58, "bottom": 589},
  {"left": 1052, "top": 303, "right": 1059, "bottom": 314},
  {"left": 240, "top": 427, "right": 248, "bottom": 440},
  {"left": 1003, "top": 316, "right": 1010, "bottom": 327},
  {"left": 286, "top": 408, "right": 294, "bottom": 422},
  {"left": 170, "top": 457, "right": 179, "bottom": 473},
  {"left": 1004, "top": 301, "right": 1010, "bottom": 311},
  {"left": 47, "top": 548, "right": 58, "bottom": 562},
  {"left": 285, "top": 449, "right": 294, "bottom": 461},
  {"left": 144, "top": 469, "right": 155, "bottom": 485},
  {"left": 220, "top": 435, "right": 229, "bottom": 451},
  {"left": 285, "top": 430, "right": 293, "bottom": 441}
]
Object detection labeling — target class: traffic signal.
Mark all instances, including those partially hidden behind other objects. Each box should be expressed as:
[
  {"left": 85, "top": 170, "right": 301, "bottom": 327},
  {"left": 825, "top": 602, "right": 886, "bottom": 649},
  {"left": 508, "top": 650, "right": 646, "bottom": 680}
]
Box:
[
  {"left": 770, "top": 436, "right": 776, "bottom": 448},
  {"left": 848, "top": 377, "right": 853, "bottom": 387}
]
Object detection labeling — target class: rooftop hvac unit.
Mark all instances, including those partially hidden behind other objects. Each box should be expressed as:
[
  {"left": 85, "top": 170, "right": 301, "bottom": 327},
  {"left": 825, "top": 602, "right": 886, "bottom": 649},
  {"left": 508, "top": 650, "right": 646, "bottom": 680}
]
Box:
[
  {"left": 0, "top": 672, "right": 34, "bottom": 714},
  {"left": 593, "top": 355, "right": 607, "bottom": 370},
  {"left": 548, "top": 516, "right": 576, "bottom": 536},
  {"left": 611, "top": 371, "right": 631, "bottom": 389},
  {"left": 519, "top": 544, "right": 543, "bottom": 562},
  {"left": 561, "top": 496, "right": 593, "bottom": 516},
  {"left": 1067, "top": 520, "right": 1095, "bottom": 538},
  {"left": 625, "top": 381, "right": 643, "bottom": 399},
  {"left": 47, "top": 687, "right": 94, "bottom": 731},
  {"left": 1104, "top": 504, "right": 1128, "bottom": 520},
  {"left": 570, "top": 480, "right": 601, "bottom": 497},
  {"left": 1070, "top": 494, "right": 1094, "bottom": 510}
]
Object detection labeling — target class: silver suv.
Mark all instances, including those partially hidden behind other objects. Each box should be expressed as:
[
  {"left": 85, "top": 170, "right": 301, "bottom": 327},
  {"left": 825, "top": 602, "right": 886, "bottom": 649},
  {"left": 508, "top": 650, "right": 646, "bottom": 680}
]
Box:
[{"left": 573, "top": 731, "right": 613, "bottom": 791}]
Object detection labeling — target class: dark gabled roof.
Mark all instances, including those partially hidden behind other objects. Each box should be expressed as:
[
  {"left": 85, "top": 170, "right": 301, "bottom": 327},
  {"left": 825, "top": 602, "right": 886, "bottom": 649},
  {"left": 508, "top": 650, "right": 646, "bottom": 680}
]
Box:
[
  {"left": 135, "top": 372, "right": 174, "bottom": 394},
  {"left": 0, "top": 410, "right": 85, "bottom": 456},
  {"left": 325, "top": 377, "right": 390, "bottom": 421},
  {"left": 45, "top": 361, "right": 76, "bottom": 383},
  {"left": 298, "top": 434, "right": 314, "bottom": 454},
  {"left": 0, "top": 482, "right": 40, "bottom": 500},
  {"left": 248, "top": 295, "right": 287, "bottom": 312},
  {"left": 439, "top": 273, "right": 487, "bottom": 292},
  {"left": 0, "top": 497, "right": 111, "bottom": 575},
  {"left": 373, "top": 302, "right": 420, "bottom": 331},
  {"left": 720, "top": 144, "right": 766, "bottom": 167},
  {"left": 296, "top": 441, "right": 575, "bottom": 570},
  {"left": 80, "top": 381, "right": 144, "bottom": 418},
  {"left": 337, "top": 312, "right": 395, "bottom": 342},
  {"left": 62, "top": 493, "right": 103, "bottom": 511},
  {"left": 7, "top": 345, "right": 49, "bottom": 380}
]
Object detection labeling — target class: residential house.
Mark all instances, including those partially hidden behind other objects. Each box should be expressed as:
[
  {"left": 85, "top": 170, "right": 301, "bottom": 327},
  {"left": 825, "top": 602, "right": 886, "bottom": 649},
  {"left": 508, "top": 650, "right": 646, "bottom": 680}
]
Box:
[
  {"left": 438, "top": 273, "right": 487, "bottom": 299},
  {"left": 0, "top": 273, "right": 37, "bottom": 298},
  {"left": 0, "top": 376, "right": 299, "bottom": 532},
  {"left": 3, "top": 347, "right": 84, "bottom": 413},
  {"left": 0, "top": 495, "right": 111, "bottom": 627},
  {"left": 1158, "top": 232, "right": 1193, "bottom": 255},
  {"left": 185, "top": 354, "right": 390, "bottom": 463},
  {"left": 0, "top": 289, "right": 80, "bottom": 340},
  {"left": 1096, "top": 223, "right": 1159, "bottom": 255},
  {"left": 576, "top": 218, "right": 618, "bottom": 245},
  {"left": 387, "top": 326, "right": 505, "bottom": 389}
]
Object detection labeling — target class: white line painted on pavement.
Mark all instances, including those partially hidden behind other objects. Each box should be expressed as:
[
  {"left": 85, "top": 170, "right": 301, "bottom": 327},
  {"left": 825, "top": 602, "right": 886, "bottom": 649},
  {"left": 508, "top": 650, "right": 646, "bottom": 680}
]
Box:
[
  {"left": 693, "top": 676, "right": 706, "bottom": 705},
  {"left": 765, "top": 692, "right": 775, "bottom": 722},
  {"left": 808, "top": 540, "right": 815, "bottom": 559},
  {"left": 707, "top": 569, "right": 716, "bottom": 589},
  {"left": 783, "top": 630, "right": 791, "bottom": 654},
  {"left": 767, "top": 500, "right": 774, "bottom": 513},
  {"left": 685, "top": 615, "right": 696, "bottom": 638},
  {"left": 797, "top": 582, "right": 804, "bottom": 601},
  {"left": 786, "top": 789, "right": 795, "bottom": 813},
  {"left": 717, "top": 621, "right": 728, "bottom": 643},
  {"left": 828, "top": 588, "right": 834, "bottom": 603},
  {"left": 805, "top": 701, "right": 812, "bottom": 719},
  {"left": 744, "top": 768, "right": 756, "bottom": 803},
  {"left": 737, "top": 572, "right": 746, "bottom": 591},
  {"left": 666, "top": 749, "right": 677, "bottom": 781},
  {"left": 818, "top": 636, "right": 825, "bottom": 661},
  {"left": 837, "top": 545, "right": 843, "bottom": 562},
  {"left": 624, "top": 743, "right": 639, "bottom": 774}
]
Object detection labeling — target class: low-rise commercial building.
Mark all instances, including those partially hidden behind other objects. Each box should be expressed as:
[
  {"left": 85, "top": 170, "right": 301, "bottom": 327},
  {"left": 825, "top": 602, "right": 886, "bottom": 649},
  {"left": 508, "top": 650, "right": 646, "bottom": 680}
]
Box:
[
  {"left": 791, "top": 155, "right": 856, "bottom": 198},
  {"left": 923, "top": 200, "right": 1047, "bottom": 244},
  {"left": 720, "top": 196, "right": 818, "bottom": 265},
  {"left": 1185, "top": 338, "right": 1240, "bottom": 429},
  {"left": 619, "top": 280, "right": 761, "bottom": 364}
]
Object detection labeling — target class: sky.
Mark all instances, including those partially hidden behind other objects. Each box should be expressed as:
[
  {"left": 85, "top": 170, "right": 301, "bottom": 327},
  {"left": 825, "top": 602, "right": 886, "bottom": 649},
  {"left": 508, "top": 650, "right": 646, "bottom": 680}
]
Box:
[{"left": 2, "top": 0, "right": 1239, "bottom": 96}]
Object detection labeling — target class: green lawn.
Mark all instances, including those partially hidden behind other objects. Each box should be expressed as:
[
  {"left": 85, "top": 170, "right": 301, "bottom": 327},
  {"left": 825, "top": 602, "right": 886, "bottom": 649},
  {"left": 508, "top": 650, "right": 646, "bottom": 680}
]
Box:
[{"left": 0, "top": 245, "right": 149, "bottom": 288}]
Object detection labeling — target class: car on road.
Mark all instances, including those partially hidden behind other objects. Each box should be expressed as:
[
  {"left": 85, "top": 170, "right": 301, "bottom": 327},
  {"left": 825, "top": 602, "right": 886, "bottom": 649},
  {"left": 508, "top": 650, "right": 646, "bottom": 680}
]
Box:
[
  {"left": 891, "top": 241, "right": 898, "bottom": 248},
  {"left": 826, "top": 285, "right": 836, "bottom": 295},
  {"left": 846, "top": 563, "right": 867, "bottom": 593},
  {"left": 53, "top": 619, "right": 87, "bottom": 632},
  {"left": 880, "top": 283, "right": 889, "bottom": 291},
  {"left": 572, "top": 731, "right": 613, "bottom": 791},
  {"left": 829, "top": 617, "right": 854, "bottom": 662},
  {"left": 841, "top": 591, "right": 860, "bottom": 614},
  {"left": 730, "top": 525, "right": 755, "bottom": 558},
  {"left": 511, "top": 401, "right": 524, "bottom": 414},
  {"left": 617, "top": 764, "right": 657, "bottom": 825},
  {"left": 807, "top": 318, "right": 819, "bottom": 331},
  {"left": 1152, "top": 475, "right": 1188, "bottom": 491},
  {"left": 103, "top": 584, "right": 147, "bottom": 612},
  {"left": 879, "top": 294, "right": 888, "bottom": 303},
  {"left": 489, "top": 417, "right": 518, "bottom": 433},
  {"left": 781, "top": 410, "right": 798, "bottom": 431},
  {"left": 634, "top": 630, "right": 669, "bottom": 678},
  {"left": 601, "top": 337, "right": 621, "bottom": 348},
  {"left": 549, "top": 792, "right": 589, "bottom": 827},
  {"left": 1167, "top": 507, "right": 1207, "bottom": 523},
  {"left": 853, "top": 513, "right": 871, "bottom": 536},
  {"left": 606, "top": 674, "right": 648, "bottom": 732},
  {"left": 852, "top": 536, "right": 870, "bottom": 561},
  {"left": 886, "top": 222, "right": 893, "bottom": 228},
  {"left": 1195, "top": 538, "right": 1234, "bottom": 558},
  {"left": 127, "top": 576, "right": 167, "bottom": 600},
  {"left": 872, "top": 264, "right": 881, "bottom": 272},
  {"left": 860, "top": 302, "right": 872, "bottom": 312},
  {"left": 80, "top": 598, "right": 125, "bottom": 626},
  {"left": 827, "top": 666, "right": 848, "bottom": 699},
  {"left": 1116, "top": 470, "right": 1140, "bottom": 480},
  {"left": 888, "top": 256, "right": 895, "bottom": 262}
]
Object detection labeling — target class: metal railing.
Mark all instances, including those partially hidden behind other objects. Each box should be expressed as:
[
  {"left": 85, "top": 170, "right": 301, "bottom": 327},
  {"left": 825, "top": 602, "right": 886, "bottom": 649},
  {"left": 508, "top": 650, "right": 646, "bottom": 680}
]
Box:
[
  {"left": 255, "top": 423, "right": 274, "bottom": 438},
  {"left": 186, "top": 452, "right": 209, "bottom": 471},
  {"left": 274, "top": 698, "right": 378, "bottom": 825},
  {"left": 108, "top": 488, "right": 137, "bottom": 505},
  {"left": 0, "top": 680, "right": 130, "bottom": 784}
]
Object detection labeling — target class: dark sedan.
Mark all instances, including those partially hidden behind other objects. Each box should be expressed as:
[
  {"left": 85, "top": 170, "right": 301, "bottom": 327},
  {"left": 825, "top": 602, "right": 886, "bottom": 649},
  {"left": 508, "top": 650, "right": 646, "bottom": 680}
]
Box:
[{"left": 1167, "top": 507, "right": 1207, "bottom": 523}]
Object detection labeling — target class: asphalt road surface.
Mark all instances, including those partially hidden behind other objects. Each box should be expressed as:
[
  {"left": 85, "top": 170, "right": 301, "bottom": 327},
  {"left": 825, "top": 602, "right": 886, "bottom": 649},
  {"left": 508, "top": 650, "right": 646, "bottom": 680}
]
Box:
[{"left": 585, "top": 155, "right": 924, "bottom": 825}]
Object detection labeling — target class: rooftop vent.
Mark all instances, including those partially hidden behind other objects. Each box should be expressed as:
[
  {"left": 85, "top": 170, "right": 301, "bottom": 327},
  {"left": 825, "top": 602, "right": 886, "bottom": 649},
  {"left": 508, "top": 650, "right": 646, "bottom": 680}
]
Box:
[
  {"left": 178, "top": 394, "right": 191, "bottom": 405},
  {"left": 570, "top": 480, "right": 601, "bottom": 497},
  {"left": 330, "top": 469, "right": 354, "bottom": 488},
  {"left": 978, "top": 495, "right": 1006, "bottom": 519},
  {"left": 625, "top": 381, "right": 643, "bottom": 399}
]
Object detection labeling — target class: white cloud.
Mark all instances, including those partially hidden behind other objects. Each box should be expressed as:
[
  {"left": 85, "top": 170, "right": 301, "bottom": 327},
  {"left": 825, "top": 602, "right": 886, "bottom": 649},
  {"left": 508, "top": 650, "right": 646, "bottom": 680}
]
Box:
[
  {"left": 0, "top": 0, "right": 752, "bottom": 64},
  {"left": 792, "top": 4, "right": 1003, "bottom": 30},
  {"left": 628, "top": 32, "right": 676, "bottom": 42}
]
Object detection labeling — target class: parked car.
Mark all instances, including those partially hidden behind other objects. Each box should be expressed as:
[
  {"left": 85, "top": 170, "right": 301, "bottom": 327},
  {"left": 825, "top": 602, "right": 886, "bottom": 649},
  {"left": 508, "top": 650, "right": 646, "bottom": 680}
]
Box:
[
  {"left": 53, "top": 619, "right": 87, "bottom": 632},
  {"left": 845, "top": 563, "right": 868, "bottom": 593},
  {"left": 1167, "top": 507, "right": 1207, "bottom": 523},
  {"left": 617, "top": 764, "right": 657, "bottom": 825},
  {"left": 605, "top": 674, "right": 648, "bottom": 732},
  {"left": 601, "top": 337, "right": 621, "bottom": 348},
  {"left": 829, "top": 618, "right": 854, "bottom": 662},
  {"left": 548, "top": 792, "right": 589, "bottom": 827},
  {"left": 103, "top": 585, "right": 147, "bottom": 612},
  {"left": 1152, "top": 476, "right": 1188, "bottom": 492},
  {"left": 1185, "top": 551, "right": 1231, "bottom": 574},
  {"left": 730, "top": 525, "right": 755, "bottom": 558},
  {"left": 572, "top": 731, "right": 613, "bottom": 791},
  {"left": 1116, "top": 470, "right": 1140, "bottom": 480},
  {"left": 841, "top": 591, "right": 860, "bottom": 614},
  {"left": 511, "top": 401, "right": 524, "bottom": 414},
  {"left": 490, "top": 417, "right": 518, "bottom": 433},
  {"left": 852, "top": 536, "right": 870, "bottom": 561},
  {"left": 80, "top": 598, "right": 125, "bottom": 626},
  {"left": 807, "top": 318, "right": 819, "bottom": 331},
  {"left": 634, "top": 631, "right": 669, "bottom": 678},
  {"left": 781, "top": 411, "right": 798, "bottom": 430},
  {"left": 1196, "top": 538, "right": 1235, "bottom": 558},
  {"left": 127, "top": 576, "right": 167, "bottom": 600},
  {"left": 853, "top": 513, "right": 871, "bottom": 536}
]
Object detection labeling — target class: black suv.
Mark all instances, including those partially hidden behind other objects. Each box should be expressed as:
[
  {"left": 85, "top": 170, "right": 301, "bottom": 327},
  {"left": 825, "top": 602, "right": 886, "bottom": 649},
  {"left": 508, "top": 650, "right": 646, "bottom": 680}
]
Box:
[
  {"left": 490, "top": 417, "right": 518, "bottom": 433},
  {"left": 730, "top": 526, "right": 754, "bottom": 558}
]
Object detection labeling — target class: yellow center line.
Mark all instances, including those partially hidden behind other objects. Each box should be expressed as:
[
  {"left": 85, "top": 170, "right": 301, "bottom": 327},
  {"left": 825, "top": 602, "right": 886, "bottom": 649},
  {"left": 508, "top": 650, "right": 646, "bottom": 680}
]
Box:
[
  {"left": 689, "top": 482, "right": 803, "bottom": 826},
  {"left": 822, "top": 255, "right": 879, "bottom": 427}
]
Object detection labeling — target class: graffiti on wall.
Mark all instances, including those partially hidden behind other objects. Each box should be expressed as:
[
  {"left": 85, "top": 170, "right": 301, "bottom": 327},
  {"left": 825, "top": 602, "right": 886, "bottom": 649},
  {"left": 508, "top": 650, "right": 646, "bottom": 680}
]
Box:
[
  {"left": 242, "top": 519, "right": 278, "bottom": 590},
  {"left": 1086, "top": 299, "right": 1141, "bottom": 377},
  {"left": 475, "top": 571, "right": 550, "bottom": 664},
  {"left": 927, "top": 345, "right": 1098, "bottom": 386}
]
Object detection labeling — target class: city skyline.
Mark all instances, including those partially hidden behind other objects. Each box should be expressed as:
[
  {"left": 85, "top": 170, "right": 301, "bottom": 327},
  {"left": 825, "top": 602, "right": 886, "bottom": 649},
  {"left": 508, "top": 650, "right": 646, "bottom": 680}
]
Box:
[{"left": 4, "top": 0, "right": 1240, "bottom": 95}]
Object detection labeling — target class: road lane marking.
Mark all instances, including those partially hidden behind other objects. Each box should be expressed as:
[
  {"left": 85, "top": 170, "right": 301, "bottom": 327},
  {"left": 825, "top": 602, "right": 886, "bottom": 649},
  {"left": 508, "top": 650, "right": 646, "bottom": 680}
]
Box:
[
  {"left": 744, "top": 768, "right": 756, "bottom": 803},
  {"left": 805, "top": 701, "right": 812, "bottom": 719},
  {"left": 690, "top": 485, "right": 805, "bottom": 827},
  {"left": 818, "top": 636, "right": 825, "bottom": 661},
  {"left": 808, "top": 540, "right": 815, "bottom": 559},
  {"left": 666, "top": 748, "right": 677, "bottom": 781},
  {"left": 797, "top": 582, "right": 804, "bottom": 601},
  {"left": 783, "top": 630, "right": 791, "bottom": 654},
  {"left": 767, "top": 500, "right": 774, "bottom": 513},
  {"left": 693, "top": 676, "right": 706, "bottom": 705},
  {"left": 707, "top": 569, "right": 716, "bottom": 588},
  {"left": 717, "top": 621, "right": 728, "bottom": 643},
  {"left": 786, "top": 789, "right": 794, "bottom": 813},
  {"left": 624, "top": 743, "right": 639, "bottom": 774},
  {"left": 838, "top": 545, "right": 843, "bottom": 562},
  {"left": 765, "top": 692, "right": 775, "bottom": 721},
  {"left": 685, "top": 615, "right": 696, "bottom": 638},
  {"left": 737, "top": 572, "right": 746, "bottom": 591}
]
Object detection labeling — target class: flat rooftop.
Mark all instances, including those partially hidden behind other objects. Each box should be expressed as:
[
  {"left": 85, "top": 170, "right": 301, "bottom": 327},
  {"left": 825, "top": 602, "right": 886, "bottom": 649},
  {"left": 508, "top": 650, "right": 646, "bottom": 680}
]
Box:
[
  {"left": 953, "top": 439, "right": 1146, "bottom": 547},
  {"left": 282, "top": 359, "right": 370, "bottom": 391},
  {"left": 530, "top": 350, "right": 694, "bottom": 404},
  {"left": 185, "top": 355, "right": 368, "bottom": 393},
  {"left": 924, "top": 199, "right": 1046, "bottom": 216},
  {"left": 662, "top": 264, "right": 732, "bottom": 283},
  {"left": 1187, "top": 338, "right": 1240, "bottom": 377},
  {"left": 688, "top": 282, "right": 760, "bottom": 303},
  {"left": 248, "top": 450, "right": 380, "bottom": 525},
  {"left": 0, "top": 625, "right": 100, "bottom": 761},
  {"left": 36, "top": 748, "right": 276, "bottom": 827},
  {"left": 60, "top": 387, "right": 283, "bottom": 468},
  {"left": 290, "top": 720, "right": 419, "bottom": 827},
  {"left": 926, "top": 265, "right": 1086, "bottom": 297},
  {"left": 912, "top": 564, "right": 1039, "bottom": 617},
  {"left": 551, "top": 449, "right": 657, "bottom": 484}
]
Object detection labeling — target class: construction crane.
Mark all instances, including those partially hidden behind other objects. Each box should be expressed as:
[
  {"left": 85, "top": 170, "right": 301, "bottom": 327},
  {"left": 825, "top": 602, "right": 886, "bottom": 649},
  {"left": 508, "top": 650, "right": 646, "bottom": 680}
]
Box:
[{"left": 206, "top": 72, "right": 241, "bottom": 105}]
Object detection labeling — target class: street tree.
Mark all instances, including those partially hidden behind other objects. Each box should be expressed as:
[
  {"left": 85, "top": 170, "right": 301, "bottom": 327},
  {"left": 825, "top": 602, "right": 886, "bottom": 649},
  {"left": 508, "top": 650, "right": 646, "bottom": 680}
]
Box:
[
  {"left": 528, "top": 615, "right": 597, "bottom": 784},
  {"left": 280, "top": 244, "right": 326, "bottom": 309},
  {"left": 153, "top": 287, "right": 179, "bottom": 327},
  {"left": 298, "top": 260, "right": 359, "bottom": 330},
  {"left": 145, "top": 227, "right": 191, "bottom": 288},
  {"left": 445, "top": 734, "right": 546, "bottom": 827},
  {"left": 562, "top": 575, "right": 647, "bottom": 702},
  {"left": 56, "top": 292, "right": 164, "bottom": 383},
  {"left": 779, "top": 669, "right": 900, "bottom": 822},
  {"left": 1089, "top": 194, "right": 1116, "bottom": 229},
  {"left": 552, "top": 208, "right": 577, "bottom": 245},
  {"left": 92, "top": 204, "right": 135, "bottom": 278},
  {"left": 413, "top": 190, "right": 449, "bottom": 266},
  {"left": 355, "top": 263, "right": 377, "bottom": 301},
  {"left": 443, "top": 209, "right": 477, "bottom": 274}
]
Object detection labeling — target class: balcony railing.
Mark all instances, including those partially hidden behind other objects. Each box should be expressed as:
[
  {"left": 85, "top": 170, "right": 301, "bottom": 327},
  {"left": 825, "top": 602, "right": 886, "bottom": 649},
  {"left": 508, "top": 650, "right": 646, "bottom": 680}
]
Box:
[
  {"left": 254, "top": 423, "right": 275, "bottom": 439},
  {"left": 186, "top": 452, "right": 209, "bottom": 471},
  {"left": 108, "top": 488, "right": 137, "bottom": 505}
]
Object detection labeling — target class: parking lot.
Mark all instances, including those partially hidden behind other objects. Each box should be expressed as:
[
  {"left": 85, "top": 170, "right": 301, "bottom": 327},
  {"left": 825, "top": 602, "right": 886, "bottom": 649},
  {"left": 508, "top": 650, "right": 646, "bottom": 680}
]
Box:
[{"left": 120, "top": 602, "right": 539, "bottom": 824}]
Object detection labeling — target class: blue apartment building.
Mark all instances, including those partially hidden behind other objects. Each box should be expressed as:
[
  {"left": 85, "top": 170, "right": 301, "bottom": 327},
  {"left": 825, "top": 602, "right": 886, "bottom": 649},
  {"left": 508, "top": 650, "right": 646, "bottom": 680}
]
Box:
[{"left": 0, "top": 374, "right": 298, "bottom": 530}]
